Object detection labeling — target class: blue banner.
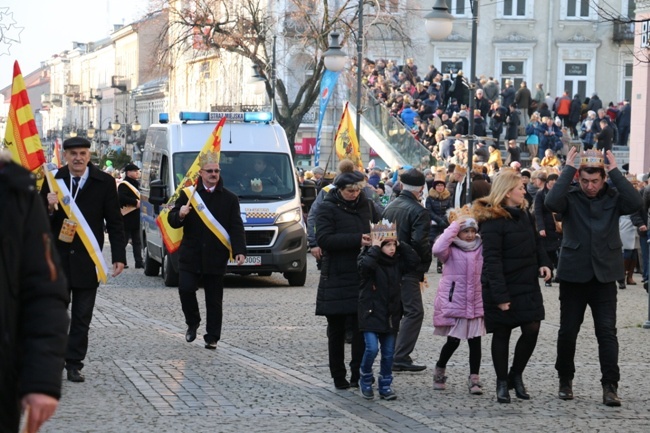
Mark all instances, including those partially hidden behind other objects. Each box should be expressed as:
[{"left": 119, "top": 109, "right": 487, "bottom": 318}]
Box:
[{"left": 314, "top": 69, "right": 341, "bottom": 167}]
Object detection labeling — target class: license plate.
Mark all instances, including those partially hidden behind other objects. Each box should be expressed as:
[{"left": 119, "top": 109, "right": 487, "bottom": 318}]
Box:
[{"left": 228, "top": 256, "right": 262, "bottom": 266}]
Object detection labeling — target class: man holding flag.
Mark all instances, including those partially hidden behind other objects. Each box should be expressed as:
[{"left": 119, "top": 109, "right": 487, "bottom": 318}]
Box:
[
  {"left": 41, "top": 137, "right": 126, "bottom": 383},
  {"left": 168, "top": 143, "right": 246, "bottom": 350}
]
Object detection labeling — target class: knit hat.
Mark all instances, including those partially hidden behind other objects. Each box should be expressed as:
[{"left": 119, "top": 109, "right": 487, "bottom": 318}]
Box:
[
  {"left": 399, "top": 168, "right": 425, "bottom": 187},
  {"left": 458, "top": 217, "right": 478, "bottom": 232}
]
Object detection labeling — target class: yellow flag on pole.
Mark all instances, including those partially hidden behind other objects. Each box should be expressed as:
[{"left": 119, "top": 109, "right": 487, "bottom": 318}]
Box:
[
  {"left": 3, "top": 61, "right": 46, "bottom": 188},
  {"left": 155, "top": 117, "right": 227, "bottom": 253},
  {"left": 334, "top": 101, "right": 363, "bottom": 170}
]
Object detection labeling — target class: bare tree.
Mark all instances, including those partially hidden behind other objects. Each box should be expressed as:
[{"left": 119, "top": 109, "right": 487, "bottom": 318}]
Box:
[
  {"left": 150, "top": 0, "right": 412, "bottom": 154},
  {"left": 592, "top": 0, "right": 650, "bottom": 64}
]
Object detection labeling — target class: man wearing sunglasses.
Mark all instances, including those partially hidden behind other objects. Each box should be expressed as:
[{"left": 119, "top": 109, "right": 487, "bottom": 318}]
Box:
[{"left": 168, "top": 151, "right": 247, "bottom": 350}]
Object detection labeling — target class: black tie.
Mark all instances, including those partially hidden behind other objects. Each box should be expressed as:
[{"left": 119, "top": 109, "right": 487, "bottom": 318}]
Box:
[{"left": 72, "top": 176, "right": 81, "bottom": 195}]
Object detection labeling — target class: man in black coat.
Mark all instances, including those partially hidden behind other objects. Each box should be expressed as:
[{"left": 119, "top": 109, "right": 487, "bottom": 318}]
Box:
[
  {"left": 42, "top": 137, "right": 126, "bottom": 383},
  {"left": 1, "top": 157, "right": 69, "bottom": 433},
  {"left": 118, "top": 163, "right": 143, "bottom": 268},
  {"left": 382, "top": 168, "right": 432, "bottom": 371},
  {"left": 168, "top": 152, "right": 246, "bottom": 349},
  {"left": 545, "top": 147, "right": 642, "bottom": 407},
  {"left": 595, "top": 119, "right": 614, "bottom": 153}
]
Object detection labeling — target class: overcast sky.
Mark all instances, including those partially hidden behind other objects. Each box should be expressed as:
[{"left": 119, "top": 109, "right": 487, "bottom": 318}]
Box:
[{"left": 0, "top": 0, "right": 150, "bottom": 89}]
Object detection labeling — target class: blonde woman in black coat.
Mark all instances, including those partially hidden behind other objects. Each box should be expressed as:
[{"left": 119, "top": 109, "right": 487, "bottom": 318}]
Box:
[{"left": 474, "top": 169, "right": 552, "bottom": 403}]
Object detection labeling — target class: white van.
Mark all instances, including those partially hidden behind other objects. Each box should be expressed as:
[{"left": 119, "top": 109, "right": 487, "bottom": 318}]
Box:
[{"left": 140, "top": 111, "right": 307, "bottom": 287}]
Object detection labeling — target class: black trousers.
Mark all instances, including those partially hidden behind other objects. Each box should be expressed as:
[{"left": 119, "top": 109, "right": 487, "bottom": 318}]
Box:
[
  {"left": 326, "top": 314, "right": 364, "bottom": 382},
  {"left": 556, "top": 279, "right": 619, "bottom": 385},
  {"left": 66, "top": 287, "right": 98, "bottom": 370},
  {"left": 124, "top": 226, "right": 142, "bottom": 265},
  {"left": 179, "top": 271, "right": 224, "bottom": 343}
]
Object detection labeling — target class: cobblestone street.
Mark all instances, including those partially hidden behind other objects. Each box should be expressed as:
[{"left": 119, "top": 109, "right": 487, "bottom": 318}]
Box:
[{"left": 42, "top": 249, "right": 650, "bottom": 433}]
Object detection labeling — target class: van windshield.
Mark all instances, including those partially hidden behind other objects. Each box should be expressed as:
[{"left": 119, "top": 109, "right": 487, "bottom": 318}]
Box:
[{"left": 173, "top": 151, "right": 296, "bottom": 200}]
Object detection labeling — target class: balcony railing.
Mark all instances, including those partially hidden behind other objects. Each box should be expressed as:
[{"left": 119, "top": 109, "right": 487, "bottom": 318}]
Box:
[
  {"left": 613, "top": 21, "right": 635, "bottom": 43},
  {"left": 348, "top": 75, "right": 432, "bottom": 169}
]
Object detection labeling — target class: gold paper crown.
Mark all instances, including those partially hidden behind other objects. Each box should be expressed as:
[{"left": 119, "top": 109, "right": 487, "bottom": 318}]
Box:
[
  {"left": 579, "top": 149, "right": 604, "bottom": 168},
  {"left": 370, "top": 219, "right": 397, "bottom": 242},
  {"left": 198, "top": 149, "right": 220, "bottom": 166},
  {"left": 447, "top": 204, "right": 474, "bottom": 224}
]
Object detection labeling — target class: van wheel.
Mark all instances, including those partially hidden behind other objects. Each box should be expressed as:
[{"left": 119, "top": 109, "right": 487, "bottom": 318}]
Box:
[
  {"left": 285, "top": 264, "right": 307, "bottom": 286},
  {"left": 143, "top": 246, "right": 160, "bottom": 277},
  {"left": 162, "top": 253, "right": 179, "bottom": 287}
]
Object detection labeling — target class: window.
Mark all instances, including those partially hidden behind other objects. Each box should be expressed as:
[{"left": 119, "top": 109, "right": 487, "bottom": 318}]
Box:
[
  {"left": 624, "top": 63, "right": 633, "bottom": 102},
  {"left": 441, "top": 61, "right": 464, "bottom": 74},
  {"left": 446, "top": 0, "right": 468, "bottom": 16},
  {"left": 563, "top": 63, "right": 588, "bottom": 100},
  {"left": 564, "top": 0, "right": 590, "bottom": 19},
  {"left": 501, "top": 61, "right": 525, "bottom": 89},
  {"left": 503, "top": 0, "right": 526, "bottom": 17},
  {"left": 377, "top": 0, "right": 399, "bottom": 13}
]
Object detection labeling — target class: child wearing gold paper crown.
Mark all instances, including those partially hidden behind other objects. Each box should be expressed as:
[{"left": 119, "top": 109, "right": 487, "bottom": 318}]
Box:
[
  {"left": 357, "top": 220, "right": 420, "bottom": 401},
  {"left": 431, "top": 205, "right": 485, "bottom": 394}
]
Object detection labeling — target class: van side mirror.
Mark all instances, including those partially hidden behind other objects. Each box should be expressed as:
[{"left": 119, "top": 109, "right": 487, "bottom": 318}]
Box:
[{"left": 149, "top": 179, "right": 168, "bottom": 205}]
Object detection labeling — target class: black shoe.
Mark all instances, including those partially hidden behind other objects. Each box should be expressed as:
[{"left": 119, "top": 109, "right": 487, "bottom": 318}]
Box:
[
  {"left": 135, "top": 263, "right": 144, "bottom": 269},
  {"left": 392, "top": 362, "right": 427, "bottom": 372},
  {"left": 185, "top": 325, "right": 198, "bottom": 342},
  {"left": 350, "top": 380, "right": 359, "bottom": 388},
  {"left": 334, "top": 377, "right": 350, "bottom": 389},
  {"left": 507, "top": 373, "right": 530, "bottom": 399},
  {"left": 124, "top": 265, "right": 130, "bottom": 269},
  {"left": 204, "top": 340, "right": 217, "bottom": 350},
  {"left": 603, "top": 383, "right": 621, "bottom": 407},
  {"left": 558, "top": 378, "right": 574, "bottom": 400},
  {"left": 67, "top": 368, "right": 85, "bottom": 383},
  {"left": 496, "top": 379, "right": 511, "bottom": 403}
]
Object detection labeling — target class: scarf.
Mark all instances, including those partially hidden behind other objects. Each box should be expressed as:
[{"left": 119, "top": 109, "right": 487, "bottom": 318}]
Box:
[{"left": 452, "top": 235, "right": 482, "bottom": 252}]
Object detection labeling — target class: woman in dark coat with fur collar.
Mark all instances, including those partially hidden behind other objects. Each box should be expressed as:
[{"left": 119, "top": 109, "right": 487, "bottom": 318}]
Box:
[
  {"left": 474, "top": 169, "right": 552, "bottom": 404},
  {"left": 315, "top": 167, "right": 380, "bottom": 390}
]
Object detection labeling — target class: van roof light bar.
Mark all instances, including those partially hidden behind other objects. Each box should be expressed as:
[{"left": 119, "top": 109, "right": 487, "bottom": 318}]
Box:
[{"left": 177, "top": 111, "right": 273, "bottom": 123}]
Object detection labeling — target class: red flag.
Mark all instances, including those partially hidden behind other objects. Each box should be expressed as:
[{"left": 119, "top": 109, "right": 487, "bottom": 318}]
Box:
[{"left": 4, "top": 61, "right": 46, "bottom": 173}]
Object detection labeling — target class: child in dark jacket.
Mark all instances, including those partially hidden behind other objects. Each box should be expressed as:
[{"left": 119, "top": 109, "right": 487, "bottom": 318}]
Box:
[
  {"left": 431, "top": 206, "right": 485, "bottom": 394},
  {"left": 357, "top": 220, "right": 420, "bottom": 401}
]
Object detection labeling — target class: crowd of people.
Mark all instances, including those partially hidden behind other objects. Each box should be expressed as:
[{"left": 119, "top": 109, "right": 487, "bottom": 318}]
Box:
[
  {"left": 355, "top": 57, "right": 632, "bottom": 168},
  {"left": 305, "top": 136, "right": 644, "bottom": 407}
]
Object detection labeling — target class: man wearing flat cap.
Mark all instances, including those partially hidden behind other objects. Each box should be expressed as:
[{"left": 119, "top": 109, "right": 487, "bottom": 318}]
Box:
[
  {"left": 118, "top": 163, "right": 143, "bottom": 268},
  {"left": 41, "top": 136, "right": 126, "bottom": 383},
  {"left": 382, "top": 168, "right": 432, "bottom": 372}
]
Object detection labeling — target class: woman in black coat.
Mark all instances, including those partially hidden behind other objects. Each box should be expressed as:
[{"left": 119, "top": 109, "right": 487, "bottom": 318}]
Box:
[
  {"left": 425, "top": 179, "right": 452, "bottom": 272},
  {"left": 474, "top": 169, "right": 551, "bottom": 403},
  {"left": 533, "top": 173, "right": 562, "bottom": 286},
  {"left": 315, "top": 170, "right": 380, "bottom": 389}
]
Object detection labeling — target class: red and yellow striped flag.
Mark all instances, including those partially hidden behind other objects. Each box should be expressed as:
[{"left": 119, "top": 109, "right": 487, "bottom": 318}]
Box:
[
  {"left": 4, "top": 61, "right": 46, "bottom": 185},
  {"left": 335, "top": 101, "right": 364, "bottom": 171},
  {"left": 155, "top": 116, "right": 227, "bottom": 253}
]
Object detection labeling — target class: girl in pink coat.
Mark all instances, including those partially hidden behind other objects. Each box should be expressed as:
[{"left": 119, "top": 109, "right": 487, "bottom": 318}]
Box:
[{"left": 431, "top": 207, "right": 485, "bottom": 394}]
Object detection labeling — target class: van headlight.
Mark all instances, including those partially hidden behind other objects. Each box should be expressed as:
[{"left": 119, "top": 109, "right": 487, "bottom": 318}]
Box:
[{"left": 275, "top": 208, "right": 301, "bottom": 224}]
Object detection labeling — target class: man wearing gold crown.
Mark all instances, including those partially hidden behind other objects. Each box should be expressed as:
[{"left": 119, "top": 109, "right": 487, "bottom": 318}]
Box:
[
  {"left": 545, "top": 147, "right": 642, "bottom": 406},
  {"left": 168, "top": 149, "right": 247, "bottom": 350}
]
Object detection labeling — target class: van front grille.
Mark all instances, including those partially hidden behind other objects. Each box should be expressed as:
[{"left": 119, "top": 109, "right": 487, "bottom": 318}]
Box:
[{"left": 246, "top": 231, "right": 275, "bottom": 246}]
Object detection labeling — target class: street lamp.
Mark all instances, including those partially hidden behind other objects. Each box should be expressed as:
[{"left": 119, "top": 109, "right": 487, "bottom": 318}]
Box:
[
  {"left": 424, "top": 0, "right": 455, "bottom": 40},
  {"left": 87, "top": 121, "right": 96, "bottom": 139},
  {"left": 323, "top": 0, "right": 363, "bottom": 147}
]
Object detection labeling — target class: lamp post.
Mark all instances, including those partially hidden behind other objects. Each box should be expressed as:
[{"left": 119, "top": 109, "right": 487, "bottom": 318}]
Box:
[
  {"left": 323, "top": 1, "right": 363, "bottom": 146},
  {"left": 248, "top": 35, "right": 277, "bottom": 116},
  {"left": 426, "top": 0, "right": 478, "bottom": 205}
]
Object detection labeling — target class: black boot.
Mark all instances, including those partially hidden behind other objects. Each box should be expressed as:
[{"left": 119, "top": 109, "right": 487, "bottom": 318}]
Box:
[
  {"left": 603, "top": 383, "right": 621, "bottom": 407},
  {"left": 558, "top": 377, "right": 574, "bottom": 400},
  {"left": 496, "top": 380, "right": 511, "bottom": 403},
  {"left": 507, "top": 373, "right": 530, "bottom": 400}
]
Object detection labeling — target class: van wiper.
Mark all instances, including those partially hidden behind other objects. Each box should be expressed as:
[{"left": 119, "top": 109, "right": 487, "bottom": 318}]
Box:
[{"left": 238, "top": 194, "right": 283, "bottom": 200}]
